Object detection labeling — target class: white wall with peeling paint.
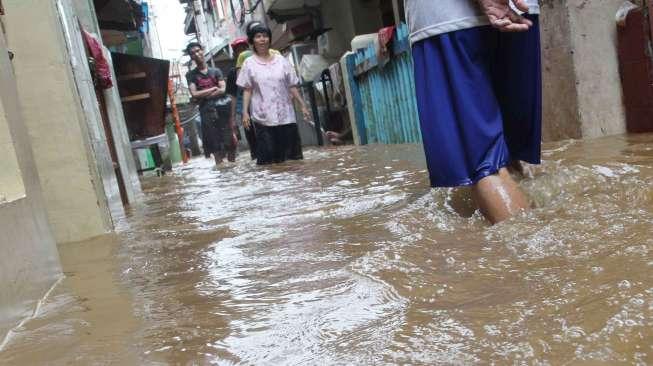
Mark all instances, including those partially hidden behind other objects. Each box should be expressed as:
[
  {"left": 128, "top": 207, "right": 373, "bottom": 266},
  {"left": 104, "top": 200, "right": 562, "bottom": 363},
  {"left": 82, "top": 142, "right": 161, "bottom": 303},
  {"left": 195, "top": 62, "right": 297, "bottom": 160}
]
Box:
[{"left": 0, "top": 26, "right": 62, "bottom": 348}]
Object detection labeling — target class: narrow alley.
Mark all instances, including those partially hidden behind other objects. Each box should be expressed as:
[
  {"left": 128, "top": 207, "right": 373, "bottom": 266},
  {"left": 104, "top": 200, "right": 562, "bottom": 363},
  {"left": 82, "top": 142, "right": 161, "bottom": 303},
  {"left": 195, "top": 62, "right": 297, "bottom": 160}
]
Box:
[
  {"left": 2, "top": 136, "right": 653, "bottom": 365},
  {"left": 2, "top": 0, "right": 653, "bottom": 364}
]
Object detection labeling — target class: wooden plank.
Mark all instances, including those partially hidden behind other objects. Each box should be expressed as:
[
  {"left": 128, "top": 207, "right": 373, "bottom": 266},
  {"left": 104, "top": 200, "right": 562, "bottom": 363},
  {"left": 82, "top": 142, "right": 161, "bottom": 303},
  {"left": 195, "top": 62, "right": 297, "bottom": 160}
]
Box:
[
  {"left": 117, "top": 72, "right": 147, "bottom": 81},
  {"left": 121, "top": 93, "right": 150, "bottom": 102},
  {"left": 112, "top": 52, "right": 170, "bottom": 139}
]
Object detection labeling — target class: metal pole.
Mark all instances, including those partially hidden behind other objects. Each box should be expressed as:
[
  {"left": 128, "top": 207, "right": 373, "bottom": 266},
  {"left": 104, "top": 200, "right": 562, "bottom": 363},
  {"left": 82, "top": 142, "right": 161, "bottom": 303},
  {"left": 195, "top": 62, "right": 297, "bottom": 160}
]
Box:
[
  {"left": 305, "top": 82, "right": 324, "bottom": 146},
  {"left": 168, "top": 78, "right": 189, "bottom": 163},
  {"left": 321, "top": 70, "right": 332, "bottom": 131}
]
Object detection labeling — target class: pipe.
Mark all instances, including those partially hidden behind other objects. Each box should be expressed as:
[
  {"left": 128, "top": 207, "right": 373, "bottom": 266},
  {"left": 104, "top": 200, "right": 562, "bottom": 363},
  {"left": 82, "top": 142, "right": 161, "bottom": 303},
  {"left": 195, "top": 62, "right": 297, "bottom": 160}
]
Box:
[{"left": 167, "top": 78, "right": 189, "bottom": 163}]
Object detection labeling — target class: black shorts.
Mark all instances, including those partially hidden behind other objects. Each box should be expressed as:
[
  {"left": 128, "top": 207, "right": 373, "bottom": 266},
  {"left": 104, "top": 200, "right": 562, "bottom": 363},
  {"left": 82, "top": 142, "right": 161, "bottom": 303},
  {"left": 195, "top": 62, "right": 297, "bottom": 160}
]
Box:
[{"left": 254, "top": 122, "right": 303, "bottom": 165}]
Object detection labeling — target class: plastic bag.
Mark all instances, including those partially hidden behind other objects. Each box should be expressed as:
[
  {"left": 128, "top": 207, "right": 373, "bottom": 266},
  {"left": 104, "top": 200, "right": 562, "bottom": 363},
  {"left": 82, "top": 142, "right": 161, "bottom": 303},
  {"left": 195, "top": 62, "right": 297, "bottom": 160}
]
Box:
[{"left": 299, "top": 54, "right": 330, "bottom": 82}]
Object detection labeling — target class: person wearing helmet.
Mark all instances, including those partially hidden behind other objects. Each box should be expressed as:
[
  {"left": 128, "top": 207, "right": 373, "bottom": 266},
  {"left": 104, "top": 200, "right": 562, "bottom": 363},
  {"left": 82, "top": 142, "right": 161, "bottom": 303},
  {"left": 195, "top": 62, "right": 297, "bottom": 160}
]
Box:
[
  {"left": 226, "top": 37, "right": 257, "bottom": 159},
  {"left": 406, "top": 0, "right": 541, "bottom": 224},
  {"left": 236, "top": 24, "right": 312, "bottom": 165},
  {"left": 235, "top": 20, "right": 280, "bottom": 69}
]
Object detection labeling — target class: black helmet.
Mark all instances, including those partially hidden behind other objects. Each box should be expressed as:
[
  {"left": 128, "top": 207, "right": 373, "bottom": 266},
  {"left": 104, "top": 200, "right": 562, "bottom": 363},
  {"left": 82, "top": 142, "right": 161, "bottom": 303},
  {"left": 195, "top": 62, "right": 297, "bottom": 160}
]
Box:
[{"left": 245, "top": 20, "right": 264, "bottom": 34}]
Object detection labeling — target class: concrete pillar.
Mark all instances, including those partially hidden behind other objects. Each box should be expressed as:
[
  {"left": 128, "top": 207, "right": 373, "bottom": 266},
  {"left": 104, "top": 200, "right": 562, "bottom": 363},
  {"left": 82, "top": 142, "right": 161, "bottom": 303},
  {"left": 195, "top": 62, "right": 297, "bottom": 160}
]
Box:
[
  {"left": 540, "top": 0, "right": 627, "bottom": 141},
  {"left": 4, "top": 0, "right": 116, "bottom": 243},
  {"left": 70, "top": 0, "right": 101, "bottom": 33},
  {"left": 0, "top": 25, "right": 62, "bottom": 346},
  {"left": 70, "top": 0, "right": 143, "bottom": 206},
  {"left": 321, "top": 0, "right": 356, "bottom": 44}
]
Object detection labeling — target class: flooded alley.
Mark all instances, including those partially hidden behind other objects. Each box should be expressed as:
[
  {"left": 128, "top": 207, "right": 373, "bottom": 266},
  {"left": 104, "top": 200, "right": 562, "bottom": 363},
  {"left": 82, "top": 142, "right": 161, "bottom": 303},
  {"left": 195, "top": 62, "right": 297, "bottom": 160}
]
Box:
[{"left": 2, "top": 135, "right": 653, "bottom": 365}]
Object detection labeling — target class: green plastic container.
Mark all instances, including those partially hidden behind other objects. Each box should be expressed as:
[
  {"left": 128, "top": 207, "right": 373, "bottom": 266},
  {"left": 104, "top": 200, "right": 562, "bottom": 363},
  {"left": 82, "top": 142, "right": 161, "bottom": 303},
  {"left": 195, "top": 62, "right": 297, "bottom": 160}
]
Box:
[{"left": 166, "top": 122, "right": 182, "bottom": 165}]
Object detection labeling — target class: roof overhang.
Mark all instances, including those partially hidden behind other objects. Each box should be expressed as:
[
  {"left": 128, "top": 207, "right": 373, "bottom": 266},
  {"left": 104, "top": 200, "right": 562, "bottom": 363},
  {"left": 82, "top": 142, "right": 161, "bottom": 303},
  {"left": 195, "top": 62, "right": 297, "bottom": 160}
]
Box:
[
  {"left": 94, "top": 0, "right": 144, "bottom": 31},
  {"left": 206, "top": 41, "right": 229, "bottom": 60},
  {"left": 265, "top": 0, "right": 321, "bottom": 22}
]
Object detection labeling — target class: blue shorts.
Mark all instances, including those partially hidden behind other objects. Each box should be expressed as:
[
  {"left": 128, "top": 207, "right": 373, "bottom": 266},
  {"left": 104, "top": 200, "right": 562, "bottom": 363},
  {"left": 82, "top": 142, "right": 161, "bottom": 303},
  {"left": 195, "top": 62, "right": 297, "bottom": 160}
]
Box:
[{"left": 412, "top": 15, "right": 542, "bottom": 187}]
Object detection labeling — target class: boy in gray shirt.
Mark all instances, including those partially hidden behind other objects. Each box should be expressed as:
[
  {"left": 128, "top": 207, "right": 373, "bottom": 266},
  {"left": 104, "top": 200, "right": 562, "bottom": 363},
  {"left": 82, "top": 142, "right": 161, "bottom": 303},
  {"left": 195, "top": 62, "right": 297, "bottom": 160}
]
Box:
[{"left": 406, "top": 0, "right": 541, "bottom": 224}]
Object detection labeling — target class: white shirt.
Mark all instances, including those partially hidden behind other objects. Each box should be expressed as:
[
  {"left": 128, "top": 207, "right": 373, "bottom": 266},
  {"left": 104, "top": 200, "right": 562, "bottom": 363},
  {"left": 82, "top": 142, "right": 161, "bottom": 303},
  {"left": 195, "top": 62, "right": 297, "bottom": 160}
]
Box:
[
  {"left": 405, "top": 0, "right": 540, "bottom": 44},
  {"left": 236, "top": 54, "right": 301, "bottom": 127}
]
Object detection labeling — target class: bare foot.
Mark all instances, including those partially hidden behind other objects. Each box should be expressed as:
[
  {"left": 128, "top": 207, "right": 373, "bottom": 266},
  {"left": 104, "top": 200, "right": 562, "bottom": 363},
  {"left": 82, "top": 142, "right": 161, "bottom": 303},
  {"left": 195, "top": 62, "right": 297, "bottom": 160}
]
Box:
[
  {"left": 477, "top": 0, "right": 533, "bottom": 32},
  {"left": 213, "top": 154, "right": 224, "bottom": 166}
]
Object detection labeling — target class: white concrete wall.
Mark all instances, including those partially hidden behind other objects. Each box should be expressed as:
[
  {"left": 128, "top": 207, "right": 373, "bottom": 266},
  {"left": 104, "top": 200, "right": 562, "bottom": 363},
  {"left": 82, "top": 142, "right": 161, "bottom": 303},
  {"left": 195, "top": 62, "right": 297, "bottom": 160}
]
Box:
[
  {"left": 72, "top": 0, "right": 143, "bottom": 205},
  {"left": 104, "top": 49, "right": 142, "bottom": 204},
  {"left": 58, "top": 0, "right": 125, "bottom": 218},
  {"left": 321, "top": 0, "right": 356, "bottom": 45},
  {"left": 320, "top": 0, "right": 384, "bottom": 46},
  {"left": 540, "top": 0, "right": 627, "bottom": 141},
  {"left": 71, "top": 0, "right": 101, "bottom": 33},
  {"left": 5, "top": 0, "right": 115, "bottom": 243},
  {"left": 0, "top": 29, "right": 62, "bottom": 346},
  {"left": 0, "top": 88, "right": 25, "bottom": 204},
  {"left": 567, "top": 0, "right": 627, "bottom": 138}
]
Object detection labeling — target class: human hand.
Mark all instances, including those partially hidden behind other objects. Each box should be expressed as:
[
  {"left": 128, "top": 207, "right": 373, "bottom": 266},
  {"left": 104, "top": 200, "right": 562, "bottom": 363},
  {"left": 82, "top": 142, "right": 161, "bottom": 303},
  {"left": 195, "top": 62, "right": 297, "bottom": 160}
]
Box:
[
  {"left": 242, "top": 112, "right": 251, "bottom": 129},
  {"left": 301, "top": 106, "right": 312, "bottom": 122},
  {"left": 477, "top": 0, "right": 532, "bottom": 32},
  {"left": 209, "top": 87, "right": 222, "bottom": 97}
]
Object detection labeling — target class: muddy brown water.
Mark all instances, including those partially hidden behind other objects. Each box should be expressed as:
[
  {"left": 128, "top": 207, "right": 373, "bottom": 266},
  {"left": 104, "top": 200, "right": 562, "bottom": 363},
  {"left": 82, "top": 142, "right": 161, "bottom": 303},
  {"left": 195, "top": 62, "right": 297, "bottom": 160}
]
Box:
[{"left": 1, "top": 134, "right": 652, "bottom": 365}]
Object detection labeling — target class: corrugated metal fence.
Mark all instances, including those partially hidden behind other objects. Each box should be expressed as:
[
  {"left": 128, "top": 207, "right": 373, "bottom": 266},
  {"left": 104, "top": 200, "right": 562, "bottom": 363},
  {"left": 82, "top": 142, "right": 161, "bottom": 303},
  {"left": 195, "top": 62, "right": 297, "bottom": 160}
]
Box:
[{"left": 344, "top": 23, "right": 421, "bottom": 145}]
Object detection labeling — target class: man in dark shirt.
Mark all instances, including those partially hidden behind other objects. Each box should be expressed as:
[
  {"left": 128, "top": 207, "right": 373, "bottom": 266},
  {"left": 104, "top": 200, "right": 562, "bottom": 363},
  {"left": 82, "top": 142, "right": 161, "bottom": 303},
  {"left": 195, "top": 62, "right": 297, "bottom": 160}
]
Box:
[{"left": 185, "top": 42, "right": 236, "bottom": 166}]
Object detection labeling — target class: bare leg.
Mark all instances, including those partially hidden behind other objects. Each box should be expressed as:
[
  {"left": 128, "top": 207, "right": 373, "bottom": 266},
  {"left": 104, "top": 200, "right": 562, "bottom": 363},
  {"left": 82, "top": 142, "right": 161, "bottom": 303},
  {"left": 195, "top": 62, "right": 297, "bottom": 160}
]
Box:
[
  {"left": 213, "top": 154, "right": 223, "bottom": 166},
  {"left": 471, "top": 168, "right": 529, "bottom": 224},
  {"left": 507, "top": 160, "right": 524, "bottom": 177},
  {"left": 226, "top": 150, "right": 236, "bottom": 162}
]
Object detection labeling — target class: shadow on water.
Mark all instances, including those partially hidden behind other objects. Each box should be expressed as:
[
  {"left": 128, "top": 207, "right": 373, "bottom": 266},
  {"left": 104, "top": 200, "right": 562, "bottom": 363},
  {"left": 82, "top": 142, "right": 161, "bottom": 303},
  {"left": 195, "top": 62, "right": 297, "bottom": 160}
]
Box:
[{"left": 1, "top": 134, "right": 652, "bottom": 365}]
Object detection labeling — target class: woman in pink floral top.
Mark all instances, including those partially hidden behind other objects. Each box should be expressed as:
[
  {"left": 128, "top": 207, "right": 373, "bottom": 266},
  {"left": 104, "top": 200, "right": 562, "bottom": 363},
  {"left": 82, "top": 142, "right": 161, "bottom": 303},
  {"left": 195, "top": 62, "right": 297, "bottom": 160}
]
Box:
[{"left": 236, "top": 25, "right": 312, "bottom": 165}]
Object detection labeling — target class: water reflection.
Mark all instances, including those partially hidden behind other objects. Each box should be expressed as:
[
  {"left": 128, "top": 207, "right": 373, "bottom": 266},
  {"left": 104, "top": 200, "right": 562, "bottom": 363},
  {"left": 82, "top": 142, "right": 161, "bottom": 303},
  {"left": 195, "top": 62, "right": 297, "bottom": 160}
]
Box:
[{"left": 1, "top": 134, "right": 652, "bottom": 365}]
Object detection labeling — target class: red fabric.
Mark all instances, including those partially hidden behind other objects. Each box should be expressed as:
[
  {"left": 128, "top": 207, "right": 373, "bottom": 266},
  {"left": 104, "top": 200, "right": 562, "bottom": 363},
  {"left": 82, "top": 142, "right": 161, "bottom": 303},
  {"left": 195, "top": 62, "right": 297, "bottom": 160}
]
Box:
[
  {"left": 82, "top": 29, "right": 113, "bottom": 89},
  {"left": 378, "top": 26, "right": 396, "bottom": 51}
]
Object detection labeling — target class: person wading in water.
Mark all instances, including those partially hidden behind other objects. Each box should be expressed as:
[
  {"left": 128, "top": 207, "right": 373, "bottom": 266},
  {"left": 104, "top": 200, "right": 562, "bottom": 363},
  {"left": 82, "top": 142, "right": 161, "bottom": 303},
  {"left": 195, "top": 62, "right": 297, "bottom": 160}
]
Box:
[
  {"left": 226, "top": 37, "right": 257, "bottom": 160},
  {"left": 406, "top": 0, "right": 542, "bottom": 224},
  {"left": 186, "top": 42, "right": 237, "bottom": 167},
  {"left": 236, "top": 25, "right": 312, "bottom": 165},
  {"left": 226, "top": 21, "right": 283, "bottom": 161}
]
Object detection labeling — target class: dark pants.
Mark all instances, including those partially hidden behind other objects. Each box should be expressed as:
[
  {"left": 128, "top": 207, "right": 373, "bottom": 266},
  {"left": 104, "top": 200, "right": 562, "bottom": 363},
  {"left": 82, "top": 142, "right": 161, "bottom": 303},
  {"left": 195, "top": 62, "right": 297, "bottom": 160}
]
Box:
[
  {"left": 200, "top": 98, "right": 235, "bottom": 159},
  {"left": 254, "top": 122, "right": 303, "bottom": 165},
  {"left": 244, "top": 125, "right": 257, "bottom": 160}
]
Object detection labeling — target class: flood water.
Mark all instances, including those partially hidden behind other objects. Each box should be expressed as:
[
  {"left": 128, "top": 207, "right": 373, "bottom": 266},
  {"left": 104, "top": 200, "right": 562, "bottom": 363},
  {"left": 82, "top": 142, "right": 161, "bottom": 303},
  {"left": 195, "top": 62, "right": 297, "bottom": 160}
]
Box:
[{"left": 1, "top": 134, "right": 653, "bottom": 365}]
